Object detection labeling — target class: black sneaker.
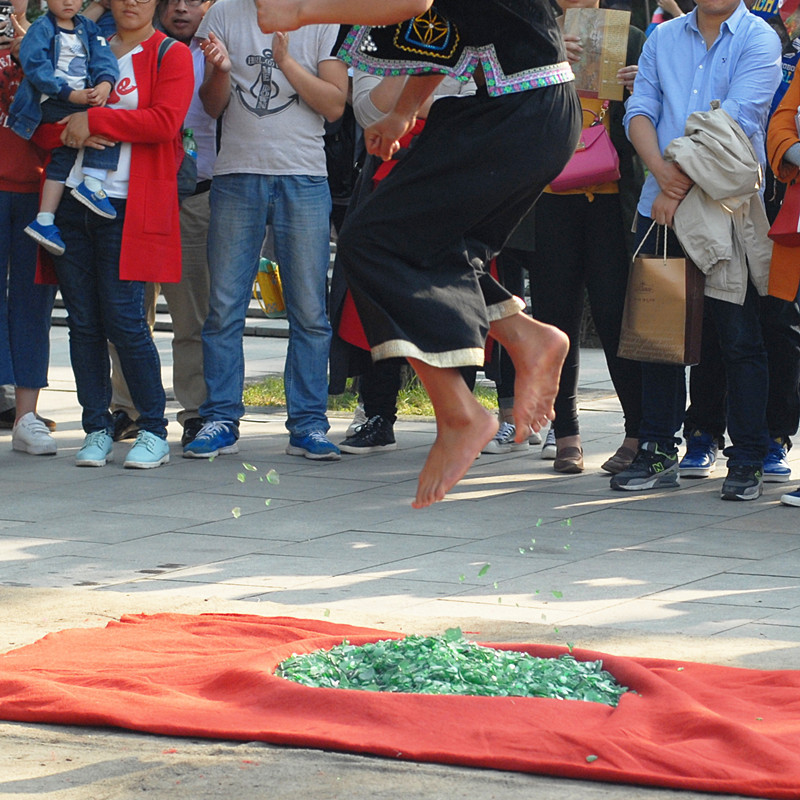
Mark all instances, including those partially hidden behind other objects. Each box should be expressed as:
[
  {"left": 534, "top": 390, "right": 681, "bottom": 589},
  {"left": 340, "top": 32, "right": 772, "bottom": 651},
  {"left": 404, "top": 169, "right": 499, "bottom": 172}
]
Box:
[
  {"left": 721, "top": 463, "right": 763, "bottom": 501},
  {"left": 339, "top": 415, "right": 397, "bottom": 454},
  {"left": 111, "top": 409, "right": 139, "bottom": 442},
  {"left": 181, "top": 417, "right": 204, "bottom": 447},
  {"left": 0, "top": 407, "right": 15, "bottom": 429},
  {"left": 610, "top": 441, "right": 679, "bottom": 491}
]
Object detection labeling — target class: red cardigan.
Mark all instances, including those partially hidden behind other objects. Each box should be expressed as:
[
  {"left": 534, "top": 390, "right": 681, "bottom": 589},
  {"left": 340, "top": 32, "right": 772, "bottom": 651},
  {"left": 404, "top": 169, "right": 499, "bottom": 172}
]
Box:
[{"left": 36, "top": 31, "right": 193, "bottom": 284}]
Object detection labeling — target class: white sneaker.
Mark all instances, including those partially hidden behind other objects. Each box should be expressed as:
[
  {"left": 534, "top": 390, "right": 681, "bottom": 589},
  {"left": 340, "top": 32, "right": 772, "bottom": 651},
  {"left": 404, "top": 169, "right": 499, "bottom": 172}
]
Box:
[
  {"left": 346, "top": 403, "right": 368, "bottom": 437},
  {"left": 12, "top": 412, "right": 57, "bottom": 455},
  {"left": 541, "top": 426, "right": 556, "bottom": 460},
  {"left": 528, "top": 428, "right": 542, "bottom": 445},
  {"left": 482, "top": 421, "right": 529, "bottom": 454}
]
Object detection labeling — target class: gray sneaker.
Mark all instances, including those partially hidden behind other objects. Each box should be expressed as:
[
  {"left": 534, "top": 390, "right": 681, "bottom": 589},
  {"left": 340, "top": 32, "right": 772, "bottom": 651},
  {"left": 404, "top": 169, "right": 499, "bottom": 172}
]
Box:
[
  {"left": 482, "top": 421, "right": 528, "bottom": 454},
  {"left": 720, "top": 463, "right": 763, "bottom": 501},
  {"left": 610, "top": 442, "right": 679, "bottom": 491},
  {"left": 541, "top": 426, "right": 556, "bottom": 460}
]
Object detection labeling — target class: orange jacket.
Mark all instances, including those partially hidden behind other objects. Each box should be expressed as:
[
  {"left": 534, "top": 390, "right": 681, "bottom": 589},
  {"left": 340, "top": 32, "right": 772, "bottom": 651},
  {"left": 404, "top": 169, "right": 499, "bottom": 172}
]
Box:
[{"left": 767, "top": 71, "right": 800, "bottom": 301}]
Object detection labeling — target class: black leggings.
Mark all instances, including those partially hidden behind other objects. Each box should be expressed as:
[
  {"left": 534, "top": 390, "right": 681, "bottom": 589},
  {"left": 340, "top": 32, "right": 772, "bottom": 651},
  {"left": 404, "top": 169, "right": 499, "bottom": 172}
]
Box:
[{"left": 525, "top": 192, "right": 641, "bottom": 439}]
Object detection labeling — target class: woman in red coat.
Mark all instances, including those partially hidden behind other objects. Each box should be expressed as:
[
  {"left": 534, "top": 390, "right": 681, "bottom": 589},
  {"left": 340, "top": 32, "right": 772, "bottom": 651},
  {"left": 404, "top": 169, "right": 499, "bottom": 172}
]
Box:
[{"left": 53, "top": 0, "right": 192, "bottom": 469}]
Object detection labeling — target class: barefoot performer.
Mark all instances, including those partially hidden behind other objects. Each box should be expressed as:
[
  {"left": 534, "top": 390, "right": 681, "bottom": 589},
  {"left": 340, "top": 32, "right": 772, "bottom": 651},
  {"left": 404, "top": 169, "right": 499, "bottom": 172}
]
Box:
[{"left": 255, "top": 0, "right": 581, "bottom": 508}]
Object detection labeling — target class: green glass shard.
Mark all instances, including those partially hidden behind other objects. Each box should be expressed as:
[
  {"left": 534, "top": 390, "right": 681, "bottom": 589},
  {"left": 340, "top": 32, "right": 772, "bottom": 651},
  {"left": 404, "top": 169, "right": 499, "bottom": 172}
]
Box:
[{"left": 277, "top": 632, "right": 630, "bottom": 705}]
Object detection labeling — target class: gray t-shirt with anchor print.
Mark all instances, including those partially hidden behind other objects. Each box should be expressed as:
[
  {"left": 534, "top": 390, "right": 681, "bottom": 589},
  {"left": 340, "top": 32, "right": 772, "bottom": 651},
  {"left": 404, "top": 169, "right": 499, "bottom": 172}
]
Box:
[{"left": 197, "top": 0, "right": 339, "bottom": 177}]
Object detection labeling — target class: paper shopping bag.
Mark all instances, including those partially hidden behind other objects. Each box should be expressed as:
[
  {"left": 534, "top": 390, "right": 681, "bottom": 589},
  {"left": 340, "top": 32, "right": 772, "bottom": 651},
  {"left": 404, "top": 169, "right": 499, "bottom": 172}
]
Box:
[{"left": 617, "top": 236, "right": 704, "bottom": 366}]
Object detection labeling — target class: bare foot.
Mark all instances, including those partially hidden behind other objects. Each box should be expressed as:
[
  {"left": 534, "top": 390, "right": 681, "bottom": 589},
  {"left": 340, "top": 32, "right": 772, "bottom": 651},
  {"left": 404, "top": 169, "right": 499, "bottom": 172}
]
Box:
[
  {"left": 414, "top": 405, "right": 498, "bottom": 509},
  {"left": 406, "top": 359, "right": 500, "bottom": 509},
  {"left": 489, "top": 313, "right": 569, "bottom": 443}
]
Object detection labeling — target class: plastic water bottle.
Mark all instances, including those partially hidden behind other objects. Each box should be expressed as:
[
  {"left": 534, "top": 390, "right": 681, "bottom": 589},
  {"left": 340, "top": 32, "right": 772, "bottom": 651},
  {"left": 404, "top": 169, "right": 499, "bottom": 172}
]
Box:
[{"left": 182, "top": 128, "right": 198, "bottom": 160}]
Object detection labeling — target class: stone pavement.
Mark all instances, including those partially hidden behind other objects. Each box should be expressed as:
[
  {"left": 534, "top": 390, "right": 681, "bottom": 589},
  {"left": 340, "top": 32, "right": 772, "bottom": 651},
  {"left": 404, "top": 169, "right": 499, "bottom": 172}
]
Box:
[{"left": 1, "top": 325, "right": 799, "bottom": 799}]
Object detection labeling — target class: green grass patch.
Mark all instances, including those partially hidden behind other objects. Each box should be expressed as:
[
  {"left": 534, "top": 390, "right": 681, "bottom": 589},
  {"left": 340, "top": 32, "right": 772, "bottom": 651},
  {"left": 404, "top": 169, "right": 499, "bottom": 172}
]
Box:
[{"left": 243, "top": 375, "right": 498, "bottom": 417}]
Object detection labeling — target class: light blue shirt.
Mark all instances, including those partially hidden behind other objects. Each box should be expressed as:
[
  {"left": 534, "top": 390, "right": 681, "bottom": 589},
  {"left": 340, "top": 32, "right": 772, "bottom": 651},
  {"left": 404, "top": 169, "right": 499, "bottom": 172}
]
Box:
[{"left": 623, "top": 2, "right": 782, "bottom": 218}]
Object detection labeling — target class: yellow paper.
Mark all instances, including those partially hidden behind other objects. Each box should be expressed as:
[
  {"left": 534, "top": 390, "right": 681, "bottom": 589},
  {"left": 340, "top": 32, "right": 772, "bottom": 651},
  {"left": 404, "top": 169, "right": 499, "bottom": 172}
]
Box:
[{"left": 561, "top": 8, "right": 630, "bottom": 101}]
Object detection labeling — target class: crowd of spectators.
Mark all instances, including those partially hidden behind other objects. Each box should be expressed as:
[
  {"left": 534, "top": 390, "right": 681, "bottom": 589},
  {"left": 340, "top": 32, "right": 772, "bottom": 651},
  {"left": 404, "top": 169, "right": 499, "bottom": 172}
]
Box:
[{"left": 2, "top": 0, "right": 800, "bottom": 507}]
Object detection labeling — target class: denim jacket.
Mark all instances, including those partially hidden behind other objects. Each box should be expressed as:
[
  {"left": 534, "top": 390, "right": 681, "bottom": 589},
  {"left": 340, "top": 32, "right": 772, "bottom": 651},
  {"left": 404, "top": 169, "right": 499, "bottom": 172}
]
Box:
[{"left": 9, "top": 11, "right": 118, "bottom": 140}]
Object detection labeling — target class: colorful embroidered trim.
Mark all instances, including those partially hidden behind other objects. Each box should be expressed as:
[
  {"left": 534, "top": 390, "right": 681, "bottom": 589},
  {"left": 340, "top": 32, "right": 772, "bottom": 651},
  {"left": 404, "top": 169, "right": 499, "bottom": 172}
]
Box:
[{"left": 339, "top": 26, "right": 573, "bottom": 97}]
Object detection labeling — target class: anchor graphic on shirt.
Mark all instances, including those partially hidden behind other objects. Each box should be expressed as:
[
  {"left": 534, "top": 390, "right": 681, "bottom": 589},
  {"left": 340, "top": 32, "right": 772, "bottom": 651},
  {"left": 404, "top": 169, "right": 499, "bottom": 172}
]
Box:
[{"left": 235, "top": 48, "right": 298, "bottom": 117}]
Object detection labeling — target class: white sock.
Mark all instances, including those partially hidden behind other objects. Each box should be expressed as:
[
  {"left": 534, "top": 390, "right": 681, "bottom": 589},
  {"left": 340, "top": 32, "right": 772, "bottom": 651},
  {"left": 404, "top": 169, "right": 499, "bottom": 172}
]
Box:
[
  {"left": 83, "top": 175, "right": 103, "bottom": 193},
  {"left": 37, "top": 212, "right": 55, "bottom": 226}
]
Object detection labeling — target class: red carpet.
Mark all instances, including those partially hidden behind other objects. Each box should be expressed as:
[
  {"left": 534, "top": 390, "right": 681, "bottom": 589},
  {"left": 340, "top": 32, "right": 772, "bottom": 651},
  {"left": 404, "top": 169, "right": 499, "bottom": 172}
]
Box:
[{"left": 1, "top": 613, "right": 799, "bottom": 797}]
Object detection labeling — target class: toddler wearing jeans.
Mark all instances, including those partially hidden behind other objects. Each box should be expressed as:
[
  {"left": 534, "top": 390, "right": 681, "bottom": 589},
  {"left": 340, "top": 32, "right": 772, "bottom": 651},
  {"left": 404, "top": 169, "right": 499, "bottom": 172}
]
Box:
[{"left": 9, "top": 0, "right": 118, "bottom": 255}]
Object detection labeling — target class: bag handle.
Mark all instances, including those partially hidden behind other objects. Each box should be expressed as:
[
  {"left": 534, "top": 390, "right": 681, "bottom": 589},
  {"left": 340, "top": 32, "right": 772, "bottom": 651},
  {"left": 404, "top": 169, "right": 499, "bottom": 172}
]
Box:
[
  {"left": 581, "top": 99, "right": 611, "bottom": 127},
  {"left": 632, "top": 220, "right": 669, "bottom": 264}
]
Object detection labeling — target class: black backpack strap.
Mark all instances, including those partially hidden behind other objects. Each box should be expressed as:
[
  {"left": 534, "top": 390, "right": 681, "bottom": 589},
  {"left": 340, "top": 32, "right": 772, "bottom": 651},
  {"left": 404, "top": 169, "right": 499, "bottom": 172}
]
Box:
[{"left": 157, "top": 36, "right": 178, "bottom": 70}]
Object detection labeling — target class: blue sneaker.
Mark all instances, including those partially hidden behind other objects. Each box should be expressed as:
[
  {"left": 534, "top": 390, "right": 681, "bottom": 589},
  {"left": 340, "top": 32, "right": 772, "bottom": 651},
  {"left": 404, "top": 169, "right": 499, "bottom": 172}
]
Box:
[
  {"left": 24, "top": 219, "right": 65, "bottom": 255},
  {"left": 679, "top": 430, "right": 718, "bottom": 478},
  {"left": 75, "top": 430, "right": 114, "bottom": 467},
  {"left": 182, "top": 420, "right": 239, "bottom": 458},
  {"left": 124, "top": 430, "right": 170, "bottom": 469},
  {"left": 780, "top": 488, "right": 800, "bottom": 507},
  {"left": 763, "top": 436, "right": 791, "bottom": 483},
  {"left": 70, "top": 181, "right": 117, "bottom": 219},
  {"left": 286, "top": 430, "right": 341, "bottom": 461}
]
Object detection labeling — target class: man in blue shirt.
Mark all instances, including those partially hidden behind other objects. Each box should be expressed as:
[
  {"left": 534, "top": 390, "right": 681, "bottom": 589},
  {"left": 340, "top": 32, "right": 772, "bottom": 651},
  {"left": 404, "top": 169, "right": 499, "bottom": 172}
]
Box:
[{"left": 612, "top": 0, "right": 782, "bottom": 500}]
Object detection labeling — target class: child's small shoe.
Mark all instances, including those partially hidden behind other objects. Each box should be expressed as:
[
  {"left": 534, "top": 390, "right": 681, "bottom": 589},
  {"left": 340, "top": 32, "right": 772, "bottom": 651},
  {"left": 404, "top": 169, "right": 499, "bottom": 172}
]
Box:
[
  {"left": 24, "top": 220, "right": 66, "bottom": 255},
  {"left": 71, "top": 181, "right": 117, "bottom": 219}
]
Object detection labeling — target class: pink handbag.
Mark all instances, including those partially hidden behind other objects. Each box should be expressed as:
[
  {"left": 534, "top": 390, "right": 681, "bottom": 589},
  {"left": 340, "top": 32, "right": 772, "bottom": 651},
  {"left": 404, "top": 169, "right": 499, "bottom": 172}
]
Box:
[{"left": 550, "top": 103, "right": 621, "bottom": 193}]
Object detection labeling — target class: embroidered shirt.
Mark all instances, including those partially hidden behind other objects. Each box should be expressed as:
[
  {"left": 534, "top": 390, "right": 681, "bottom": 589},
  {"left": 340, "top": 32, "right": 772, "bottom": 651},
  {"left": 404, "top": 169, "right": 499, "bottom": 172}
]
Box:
[{"left": 339, "top": 0, "right": 572, "bottom": 97}]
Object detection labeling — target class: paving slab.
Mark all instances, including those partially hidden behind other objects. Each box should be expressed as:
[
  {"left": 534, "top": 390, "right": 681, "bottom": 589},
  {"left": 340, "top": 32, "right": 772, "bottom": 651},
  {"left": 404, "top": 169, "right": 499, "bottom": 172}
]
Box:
[{"left": 0, "top": 326, "right": 797, "bottom": 799}]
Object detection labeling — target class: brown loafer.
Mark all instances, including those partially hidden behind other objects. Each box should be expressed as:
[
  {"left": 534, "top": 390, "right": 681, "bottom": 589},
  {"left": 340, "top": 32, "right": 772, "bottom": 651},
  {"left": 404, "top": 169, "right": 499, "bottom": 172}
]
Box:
[
  {"left": 554, "top": 446, "right": 584, "bottom": 474},
  {"left": 601, "top": 445, "right": 637, "bottom": 474}
]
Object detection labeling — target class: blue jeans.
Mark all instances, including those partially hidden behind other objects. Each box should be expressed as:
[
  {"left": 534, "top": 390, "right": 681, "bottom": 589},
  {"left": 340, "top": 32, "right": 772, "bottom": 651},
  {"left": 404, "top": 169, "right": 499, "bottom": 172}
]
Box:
[
  {"left": 41, "top": 98, "right": 121, "bottom": 182},
  {"left": 636, "top": 217, "right": 769, "bottom": 465},
  {"left": 0, "top": 190, "right": 57, "bottom": 388},
  {"left": 53, "top": 194, "right": 167, "bottom": 437},
  {"left": 201, "top": 173, "right": 333, "bottom": 435}
]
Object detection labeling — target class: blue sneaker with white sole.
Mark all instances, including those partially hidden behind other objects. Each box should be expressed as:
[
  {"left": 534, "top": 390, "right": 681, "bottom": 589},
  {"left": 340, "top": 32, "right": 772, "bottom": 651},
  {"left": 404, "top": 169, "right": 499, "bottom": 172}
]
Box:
[
  {"left": 124, "top": 430, "right": 170, "bottom": 469},
  {"left": 71, "top": 181, "right": 117, "bottom": 219},
  {"left": 75, "top": 430, "right": 114, "bottom": 467},
  {"left": 183, "top": 420, "right": 239, "bottom": 458},
  {"left": 24, "top": 219, "right": 65, "bottom": 255},
  {"left": 679, "top": 430, "right": 718, "bottom": 478},
  {"left": 286, "top": 430, "right": 341, "bottom": 461},
  {"left": 763, "top": 436, "right": 791, "bottom": 483}
]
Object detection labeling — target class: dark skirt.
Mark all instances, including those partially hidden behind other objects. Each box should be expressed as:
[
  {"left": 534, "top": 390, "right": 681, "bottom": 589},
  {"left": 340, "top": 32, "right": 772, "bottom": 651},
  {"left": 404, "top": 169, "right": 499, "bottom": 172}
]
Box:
[{"left": 335, "top": 80, "right": 581, "bottom": 368}]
